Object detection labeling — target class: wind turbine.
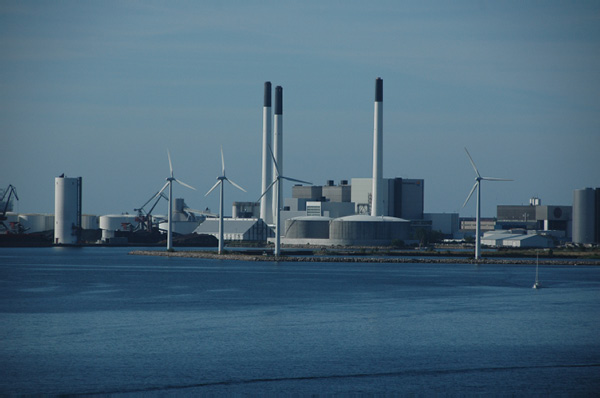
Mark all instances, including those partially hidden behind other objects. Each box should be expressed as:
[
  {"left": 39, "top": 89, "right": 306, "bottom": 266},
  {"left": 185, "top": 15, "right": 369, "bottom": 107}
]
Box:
[
  {"left": 205, "top": 146, "right": 247, "bottom": 254},
  {"left": 258, "top": 145, "right": 312, "bottom": 257},
  {"left": 462, "top": 147, "right": 512, "bottom": 260},
  {"left": 154, "top": 149, "right": 196, "bottom": 251}
]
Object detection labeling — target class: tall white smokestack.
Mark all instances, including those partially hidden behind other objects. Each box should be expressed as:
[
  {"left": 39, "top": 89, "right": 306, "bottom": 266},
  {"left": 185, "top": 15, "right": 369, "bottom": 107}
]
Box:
[
  {"left": 272, "top": 86, "right": 283, "bottom": 223},
  {"left": 260, "top": 82, "right": 273, "bottom": 224},
  {"left": 371, "top": 77, "right": 383, "bottom": 217}
]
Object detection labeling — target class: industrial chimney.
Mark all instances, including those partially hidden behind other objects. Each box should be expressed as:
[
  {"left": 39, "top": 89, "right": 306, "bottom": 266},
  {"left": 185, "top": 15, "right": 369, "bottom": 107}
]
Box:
[
  {"left": 260, "top": 82, "right": 273, "bottom": 224},
  {"left": 272, "top": 86, "right": 283, "bottom": 222},
  {"left": 371, "top": 77, "right": 383, "bottom": 217}
]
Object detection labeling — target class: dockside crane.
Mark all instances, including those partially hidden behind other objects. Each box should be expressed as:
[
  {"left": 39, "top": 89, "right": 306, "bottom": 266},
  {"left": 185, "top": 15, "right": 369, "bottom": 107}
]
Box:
[
  {"left": 0, "top": 184, "right": 19, "bottom": 233},
  {"left": 134, "top": 190, "right": 168, "bottom": 232}
]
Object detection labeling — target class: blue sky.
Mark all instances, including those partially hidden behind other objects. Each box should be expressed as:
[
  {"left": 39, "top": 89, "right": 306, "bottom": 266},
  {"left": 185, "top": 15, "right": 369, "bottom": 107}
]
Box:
[{"left": 2, "top": 1, "right": 599, "bottom": 218}]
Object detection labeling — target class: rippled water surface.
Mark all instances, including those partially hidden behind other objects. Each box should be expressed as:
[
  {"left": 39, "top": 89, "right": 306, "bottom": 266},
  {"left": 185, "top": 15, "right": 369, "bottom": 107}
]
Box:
[{"left": 1, "top": 247, "right": 599, "bottom": 396}]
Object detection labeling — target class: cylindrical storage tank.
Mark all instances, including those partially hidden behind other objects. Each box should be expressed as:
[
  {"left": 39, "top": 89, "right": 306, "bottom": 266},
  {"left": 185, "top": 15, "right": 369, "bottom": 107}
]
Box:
[
  {"left": 99, "top": 215, "right": 137, "bottom": 232},
  {"left": 329, "top": 215, "right": 410, "bottom": 246},
  {"left": 82, "top": 214, "right": 99, "bottom": 230},
  {"left": 54, "top": 176, "right": 81, "bottom": 244},
  {"left": 572, "top": 188, "right": 596, "bottom": 244},
  {"left": 19, "top": 214, "right": 53, "bottom": 233},
  {"left": 285, "top": 216, "right": 331, "bottom": 239}
]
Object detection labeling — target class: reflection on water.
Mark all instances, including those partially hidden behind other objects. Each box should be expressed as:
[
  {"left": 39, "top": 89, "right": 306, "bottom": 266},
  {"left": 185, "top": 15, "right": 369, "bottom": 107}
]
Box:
[{"left": 1, "top": 247, "right": 599, "bottom": 396}]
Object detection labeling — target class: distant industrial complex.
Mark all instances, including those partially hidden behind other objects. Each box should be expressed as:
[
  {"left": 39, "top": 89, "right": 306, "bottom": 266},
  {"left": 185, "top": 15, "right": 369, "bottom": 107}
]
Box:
[{"left": 1, "top": 79, "right": 599, "bottom": 250}]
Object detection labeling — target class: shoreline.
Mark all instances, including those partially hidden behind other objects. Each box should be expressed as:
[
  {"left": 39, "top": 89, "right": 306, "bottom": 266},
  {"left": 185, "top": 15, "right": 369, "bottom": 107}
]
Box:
[{"left": 129, "top": 250, "right": 599, "bottom": 266}]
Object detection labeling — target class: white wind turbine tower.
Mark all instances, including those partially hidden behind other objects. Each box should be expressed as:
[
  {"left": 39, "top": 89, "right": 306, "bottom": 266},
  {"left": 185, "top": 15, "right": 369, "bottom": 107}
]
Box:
[
  {"left": 258, "top": 145, "right": 311, "bottom": 257},
  {"left": 463, "top": 147, "right": 512, "bottom": 260},
  {"left": 154, "top": 149, "right": 196, "bottom": 251},
  {"left": 205, "top": 146, "right": 246, "bottom": 255}
]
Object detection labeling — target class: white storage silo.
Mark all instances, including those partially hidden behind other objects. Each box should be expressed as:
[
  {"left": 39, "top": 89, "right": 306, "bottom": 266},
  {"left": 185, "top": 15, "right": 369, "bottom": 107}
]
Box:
[
  {"left": 54, "top": 176, "right": 82, "bottom": 245},
  {"left": 572, "top": 188, "right": 596, "bottom": 244}
]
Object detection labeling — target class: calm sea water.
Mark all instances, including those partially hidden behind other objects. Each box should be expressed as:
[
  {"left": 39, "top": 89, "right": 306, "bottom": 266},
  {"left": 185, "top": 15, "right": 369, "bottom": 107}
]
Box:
[{"left": 1, "top": 247, "right": 599, "bottom": 396}]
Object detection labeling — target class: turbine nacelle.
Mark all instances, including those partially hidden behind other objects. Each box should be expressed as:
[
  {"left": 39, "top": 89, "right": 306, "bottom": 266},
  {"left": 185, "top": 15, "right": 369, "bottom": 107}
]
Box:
[
  {"left": 462, "top": 147, "right": 512, "bottom": 208},
  {"left": 257, "top": 144, "right": 312, "bottom": 203},
  {"left": 205, "top": 146, "right": 246, "bottom": 198}
]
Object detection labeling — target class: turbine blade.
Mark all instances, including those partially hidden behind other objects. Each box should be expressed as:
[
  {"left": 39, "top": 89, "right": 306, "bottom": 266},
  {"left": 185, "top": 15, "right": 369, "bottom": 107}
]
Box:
[
  {"left": 167, "top": 149, "right": 173, "bottom": 178},
  {"left": 220, "top": 145, "right": 225, "bottom": 176},
  {"left": 175, "top": 178, "right": 197, "bottom": 191},
  {"left": 226, "top": 177, "right": 247, "bottom": 192},
  {"left": 205, "top": 180, "right": 221, "bottom": 196},
  {"left": 268, "top": 144, "right": 280, "bottom": 176},
  {"left": 464, "top": 147, "right": 481, "bottom": 178},
  {"left": 281, "top": 175, "right": 312, "bottom": 185},
  {"left": 154, "top": 182, "right": 170, "bottom": 200},
  {"left": 481, "top": 177, "right": 513, "bottom": 181},
  {"left": 463, "top": 182, "right": 478, "bottom": 208},
  {"left": 257, "top": 179, "right": 277, "bottom": 202}
]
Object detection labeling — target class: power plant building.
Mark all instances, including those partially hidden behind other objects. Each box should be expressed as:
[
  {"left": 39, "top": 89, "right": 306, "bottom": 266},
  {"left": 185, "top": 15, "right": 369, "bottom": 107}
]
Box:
[
  {"left": 278, "top": 78, "right": 419, "bottom": 247},
  {"left": 351, "top": 177, "right": 424, "bottom": 220},
  {"left": 496, "top": 197, "right": 572, "bottom": 240}
]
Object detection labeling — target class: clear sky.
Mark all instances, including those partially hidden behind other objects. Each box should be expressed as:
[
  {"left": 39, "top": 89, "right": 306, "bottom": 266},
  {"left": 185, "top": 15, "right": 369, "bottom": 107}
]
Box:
[{"left": 2, "top": 1, "right": 599, "bottom": 218}]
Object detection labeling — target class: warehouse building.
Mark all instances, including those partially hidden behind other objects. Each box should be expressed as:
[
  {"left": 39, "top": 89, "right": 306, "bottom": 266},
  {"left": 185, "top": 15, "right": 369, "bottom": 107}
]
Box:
[
  {"left": 481, "top": 230, "right": 554, "bottom": 248},
  {"left": 194, "top": 218, "right": 274, "bottom": 242}
]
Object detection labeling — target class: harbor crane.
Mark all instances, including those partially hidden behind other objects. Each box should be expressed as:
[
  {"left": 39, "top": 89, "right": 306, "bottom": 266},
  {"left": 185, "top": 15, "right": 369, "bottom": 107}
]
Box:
[{"left": 0, "top": 184, "right": 19, "bottom": 233}]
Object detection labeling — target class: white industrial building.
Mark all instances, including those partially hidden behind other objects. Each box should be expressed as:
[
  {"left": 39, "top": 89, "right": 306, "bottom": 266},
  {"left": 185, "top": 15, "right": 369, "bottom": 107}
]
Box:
[
  {"left": 194, "top": 218, "right": 274, "bottom": 242},
  {"left": 481, "top": 231, "right": 554, "bottom": 248}
]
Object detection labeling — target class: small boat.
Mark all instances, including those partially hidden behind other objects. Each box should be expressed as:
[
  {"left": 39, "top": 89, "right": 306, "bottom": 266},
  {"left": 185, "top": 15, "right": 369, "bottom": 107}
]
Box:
[{"left": 533, "top": 252, "right": 541, "bottom": 289}]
